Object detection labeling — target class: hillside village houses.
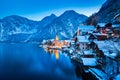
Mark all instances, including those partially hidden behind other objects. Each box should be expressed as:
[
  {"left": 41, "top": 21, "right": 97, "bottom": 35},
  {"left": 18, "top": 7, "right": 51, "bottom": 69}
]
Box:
[
  {"left": 87, "top": 24, "right": 120, "bottom": 79},
  {"left": 89, "top": 40, "right": 120, "bottom": 79},
  {"left": 70, "top": 23, "right": 120, "bottom": 79},
  {"left": 41, "top": 21, "right": 120, "bottom": 79}
]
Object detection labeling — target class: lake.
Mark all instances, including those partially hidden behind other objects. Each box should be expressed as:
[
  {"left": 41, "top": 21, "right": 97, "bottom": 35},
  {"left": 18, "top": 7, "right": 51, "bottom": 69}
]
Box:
[{"left": 0, "top": 43, "right": 79, "bottom": 80}]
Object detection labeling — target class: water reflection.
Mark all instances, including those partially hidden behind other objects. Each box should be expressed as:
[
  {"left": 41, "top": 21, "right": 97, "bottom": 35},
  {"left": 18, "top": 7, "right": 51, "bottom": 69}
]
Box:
[
  {"left": 45, "top": 47, "right": 60, "bottom": 60},
  {"left": 54, "top": 50, "right": 59, "bottom": 59},
  {"left": 43, "top": 34, "right": 70, "bottom": 60},
  {"left": 0, "top": 43, "right": 78, "bottom": 80}
]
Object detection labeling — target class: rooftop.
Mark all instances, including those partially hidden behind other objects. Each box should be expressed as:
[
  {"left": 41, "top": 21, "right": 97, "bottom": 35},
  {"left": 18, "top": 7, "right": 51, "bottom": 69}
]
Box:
[
  {"left": 83, "top": 50, "right": 94, "bottom": 55},
  {"left": 81, "top": 58, "right": 97, "bottom": 66},
  {"left": 79, "top": 26, "right": 95, "bottom": 31},
  {"left": 97, "top": 23, "right": 106, "bottom": 27},
  {"left": 89, "top": 68, "right": 107, "bottom": 80},
  {"left": 77, "top": 36, "right": 89, "bottom": 43},
  {"left": 94, "top": 40, "right": 120, "bottom": 59}
]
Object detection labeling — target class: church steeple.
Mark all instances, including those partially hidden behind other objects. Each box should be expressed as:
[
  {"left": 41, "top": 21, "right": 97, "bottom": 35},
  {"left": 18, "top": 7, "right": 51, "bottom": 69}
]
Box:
[{"left": 55, "top": 33, "right": 59, "bottom": 40}]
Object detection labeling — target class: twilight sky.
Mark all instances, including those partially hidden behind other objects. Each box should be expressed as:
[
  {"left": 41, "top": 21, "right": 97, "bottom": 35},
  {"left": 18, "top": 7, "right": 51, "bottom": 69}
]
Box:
[{"left": 0, "top": 0, "right": 106, "bottom": 21}]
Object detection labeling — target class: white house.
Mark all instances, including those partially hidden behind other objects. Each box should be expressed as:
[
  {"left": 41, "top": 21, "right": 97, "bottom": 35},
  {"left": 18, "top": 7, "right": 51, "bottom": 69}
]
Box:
[
  {"left": 77, "top": 36, "right": 89, "bottom": 51},
  {"left": 93, "top": 40, "right": 120, "bottom": 79}
]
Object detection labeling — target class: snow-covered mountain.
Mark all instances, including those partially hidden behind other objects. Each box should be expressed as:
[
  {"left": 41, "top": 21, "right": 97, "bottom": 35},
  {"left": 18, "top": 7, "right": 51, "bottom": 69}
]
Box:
[
  {"left": 0, "top": 14, "right": 57, "bottom": 42},
  {"left": 0, "top": 15, "right": 39, "bottom": 42},
  {"left": 38, "top": 10, "right": 88, "bottom": 40},
  {"left": 97, "top": 0, "right": 120, "bottom": 23},
  {"left": 39, "top": 14, "right": 57, "bottom": 28},
  {"left": 86, "top": 0, "right": 120, "bottom": 25},
  {"left": 0, "top": 10, "right": 87, "bottom": 42}
]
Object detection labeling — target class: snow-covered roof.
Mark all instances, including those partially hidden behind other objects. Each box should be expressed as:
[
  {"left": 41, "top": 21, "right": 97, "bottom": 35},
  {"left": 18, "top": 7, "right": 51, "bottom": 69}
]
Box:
[
  {"left": 79, "top": 26, "right": 95, "bottom": 30},
  {"left": 97, "top": 23, "right": 106, "bottom": 27},
  {"left": 97, "top": 23, "right": 120, "bottom": 28},
  {"left": 112, "top": 24, "right": 120, "bottom": 28},
  {"left": 94, "top": 40, "right": 119, "bottom": 59},
  {"left": 83, "top": 50, "right": 94, "bottom": 55},
  {"left": 89, "top": 68, "right": 107, "bottom": 80},
  {"left": 81, "top": 58, "right": 97, "bottom": 66},
  {"left": 77, "top": 36, "right": 89, "bottom": 43},
  {"left": 115, "top": 74, "right": 120, "bottom": 80},
  {"left": 94, "top": 33, "right": 108, "bottom": 36}
]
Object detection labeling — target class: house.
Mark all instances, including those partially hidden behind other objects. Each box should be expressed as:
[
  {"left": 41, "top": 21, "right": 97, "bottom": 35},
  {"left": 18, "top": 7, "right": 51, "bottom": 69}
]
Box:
[
  {"left": 96, "top": 23, "right": 106, "bottom": 28},
  {"left": 76, "top": 36, "right": 89, "bottom": 51},
  {"left": 79, "top": 50, "right": 98, "bottom": 70},
  {"left": 82, "top": 50, "right": 97, "bottom": 68},
  {"left": 80, "top": 50, "right": 97, "bottom": 69},
  {"left": 96, "top": 23, "right": 113, "bottom": 34},
  {"left": 112, "top": 24, "right": 120, "bottom": 38},
  {"left": 96, "top": 23, "right": 113, "bottom": 29},
  {"left": 90, "top": 40, "right": 120, "bottom": 79},
  {"left": 95, "top": 23, "right": 112, "bottom": 40}
]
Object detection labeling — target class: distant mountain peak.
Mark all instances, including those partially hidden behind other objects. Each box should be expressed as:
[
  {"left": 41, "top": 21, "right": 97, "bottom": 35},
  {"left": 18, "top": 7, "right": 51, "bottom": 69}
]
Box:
[
  {"left": 50, "top": 14, "right": 57, "bottom": 17},
  {"left": 60, "top": 10, "right": 88, "bottom": 18},
  {"left": 38, "top": 14, "right": 57, "bottom": 28},
  {"left": 62, "top": 10, "right": 79, "bottom": 15},
  {"left": 3, "top": 15, "right": 26, "bottom": 19},
  {"left": 39, "top": 10, "right": 88, "bottom": 40},
  {"left": 64, "top": 10, "right": 76, "bottom": 13},
  {"left": 41, "top": 14, "right": 57, "bottom": 19}
]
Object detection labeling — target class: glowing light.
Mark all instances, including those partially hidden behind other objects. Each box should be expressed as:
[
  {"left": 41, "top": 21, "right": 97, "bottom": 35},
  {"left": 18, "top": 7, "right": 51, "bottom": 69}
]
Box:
[
  {"left": 44, "top": 33, "right": 70, "bottom": 60},
  {"left": 54, "top": 50, "right": 59, "bottom": 60},
  {"left": 55, "top": 34, "right": 59, "bottom": 40}
]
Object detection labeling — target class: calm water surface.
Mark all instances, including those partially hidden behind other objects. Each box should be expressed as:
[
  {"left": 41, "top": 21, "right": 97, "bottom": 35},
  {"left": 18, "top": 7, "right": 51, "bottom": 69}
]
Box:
[{"left": 0, "top": 43, "right": 79, "bottom": 80}]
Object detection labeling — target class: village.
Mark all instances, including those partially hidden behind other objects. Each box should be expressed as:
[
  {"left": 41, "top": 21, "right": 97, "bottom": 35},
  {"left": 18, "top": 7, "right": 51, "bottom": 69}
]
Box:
[{"left": 40, "top": 15, "right": 120, "bottom": 80}]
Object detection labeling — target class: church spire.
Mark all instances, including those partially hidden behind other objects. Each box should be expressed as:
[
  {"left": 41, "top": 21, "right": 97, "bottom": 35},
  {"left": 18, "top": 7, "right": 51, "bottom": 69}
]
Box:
[{"left": 55, "top": 33, "right": 59, "bottom": 40}]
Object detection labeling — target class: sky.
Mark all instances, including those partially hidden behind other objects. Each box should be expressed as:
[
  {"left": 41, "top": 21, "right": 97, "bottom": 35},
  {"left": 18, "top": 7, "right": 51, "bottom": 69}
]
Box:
[{"left": 0, "top": 0, "right": 106, "bottom": 21}]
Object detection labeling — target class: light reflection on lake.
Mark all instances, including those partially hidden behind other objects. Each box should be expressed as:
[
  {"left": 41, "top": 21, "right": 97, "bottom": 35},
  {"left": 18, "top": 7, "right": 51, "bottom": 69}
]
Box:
[{"left": 0, "top": 43, "right": 79, "bottom": 80}]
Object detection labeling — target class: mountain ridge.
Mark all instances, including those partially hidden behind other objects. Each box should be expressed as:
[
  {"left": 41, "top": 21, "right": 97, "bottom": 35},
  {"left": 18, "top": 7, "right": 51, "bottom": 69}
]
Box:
[
  {"left": 37, "top": 10, "right": 88, "bottom": 41},
  {"left": 0, "top": 10, "right": 88, "bottom": 42},
  {"left": 98, "top": 0, "right": 120, "bottom": 22},
  {"left": 86, "top": 0, "right": 120, "bottom": 25}
]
